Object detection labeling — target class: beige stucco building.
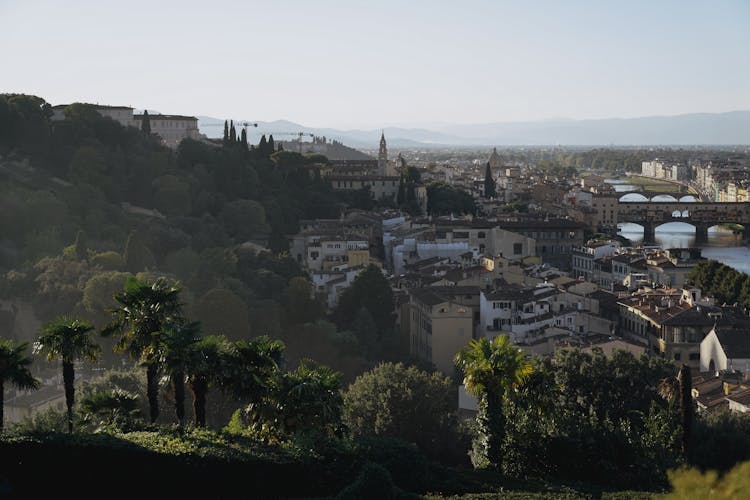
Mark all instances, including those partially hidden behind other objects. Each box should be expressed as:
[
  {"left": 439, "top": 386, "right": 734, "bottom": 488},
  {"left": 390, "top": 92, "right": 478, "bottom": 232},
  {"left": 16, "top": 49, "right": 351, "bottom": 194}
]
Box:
[{"left": 409, "top": 286, "right": 479, "bottom": 375}]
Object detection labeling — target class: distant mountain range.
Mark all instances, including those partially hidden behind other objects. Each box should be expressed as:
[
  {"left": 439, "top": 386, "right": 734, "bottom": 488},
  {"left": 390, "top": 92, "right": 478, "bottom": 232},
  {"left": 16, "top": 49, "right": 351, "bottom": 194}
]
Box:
[{"left": 198, "top": 111, "right": 750, "bottom": 149}]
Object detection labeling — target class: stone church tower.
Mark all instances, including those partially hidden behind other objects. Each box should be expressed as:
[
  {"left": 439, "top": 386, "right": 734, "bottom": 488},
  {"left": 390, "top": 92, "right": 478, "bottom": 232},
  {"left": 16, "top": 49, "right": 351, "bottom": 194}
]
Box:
[
  {"left": 488, "top": 147, "right": 502, "bottom": 169},
  {"left": 378, "top": 131, "right": 389, "bottom": 175}
]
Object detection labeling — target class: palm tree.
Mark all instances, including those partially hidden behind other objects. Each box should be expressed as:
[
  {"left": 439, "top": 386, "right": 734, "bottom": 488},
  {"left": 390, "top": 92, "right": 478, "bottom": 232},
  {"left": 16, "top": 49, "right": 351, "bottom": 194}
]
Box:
[
  {"left": 454, "top": 334, "right": 532, "bottom": 472},
  {"left": 102, "top": 277, "right": 183, "bottom": 424},
  {"left": 223, "top": 336, "right": 285, "bottom": 402},
  {"left": 253, "top": 359, "right": 343, "bottom": 439},
  {"left": 187, "top": 335, "right": 230, "bottom": 428},
  {"left": 160, "top": 321, "right": 201, "bottom": 427},
  {"left": 658, "top": 363, "right": 693, "bottom": 462},
  {"left": 0, "top": 339, "right": 40, "bottom": 432},
  {"left": 36, "top": 317, "right": 100, "bottom": 433}
]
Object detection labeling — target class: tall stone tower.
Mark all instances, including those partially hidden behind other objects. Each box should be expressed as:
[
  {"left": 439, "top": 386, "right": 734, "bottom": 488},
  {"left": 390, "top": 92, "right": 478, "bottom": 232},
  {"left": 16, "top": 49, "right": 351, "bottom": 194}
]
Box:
[
  {"left": 488, "top": 147, "right": 502, "bottom": 169},
  {"left": 378, "top": 131, "right": 388, "bottom": 175}
]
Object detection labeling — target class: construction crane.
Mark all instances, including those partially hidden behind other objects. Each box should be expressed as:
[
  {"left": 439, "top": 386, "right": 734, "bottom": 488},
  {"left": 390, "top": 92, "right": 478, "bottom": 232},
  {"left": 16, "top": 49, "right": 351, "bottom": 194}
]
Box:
[{"left": 265, "top": 131, "right": 315, "bottom": 153}]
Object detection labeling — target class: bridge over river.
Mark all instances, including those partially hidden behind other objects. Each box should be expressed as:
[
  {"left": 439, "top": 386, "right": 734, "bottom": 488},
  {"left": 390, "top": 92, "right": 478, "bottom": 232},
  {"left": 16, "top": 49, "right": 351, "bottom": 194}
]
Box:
[{"left": 618, "top": 201, "right": 750, "bottom": 243}]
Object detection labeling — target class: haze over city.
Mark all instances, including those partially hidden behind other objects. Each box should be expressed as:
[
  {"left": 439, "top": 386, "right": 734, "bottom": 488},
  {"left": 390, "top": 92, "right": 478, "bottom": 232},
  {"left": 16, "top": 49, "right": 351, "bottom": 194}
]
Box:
[
  {"left": 5, "top": 1, "right": 750, "bottom": 498},
  {"left": 2, "top": 0, "right": 749, "bottom": 129}
]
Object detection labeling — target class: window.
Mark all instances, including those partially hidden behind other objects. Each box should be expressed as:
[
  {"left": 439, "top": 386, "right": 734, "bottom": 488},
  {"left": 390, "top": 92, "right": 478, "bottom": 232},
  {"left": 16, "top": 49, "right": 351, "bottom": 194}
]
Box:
[
  {"left": 513, "top": 243, "right": 523, "bottom": 255},
  {"left": 673, "top": 352, "right": 682, "bottom": 361},
  {"left": 689, "top": 353, "right": 700, "bottom": 361},
  {"left": 478, "top": 232, "right": 486, "bottom": 239}
]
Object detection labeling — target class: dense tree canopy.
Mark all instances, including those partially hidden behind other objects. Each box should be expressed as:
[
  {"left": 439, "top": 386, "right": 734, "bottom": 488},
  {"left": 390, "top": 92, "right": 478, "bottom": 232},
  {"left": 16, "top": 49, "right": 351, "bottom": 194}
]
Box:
[
  {"left": 426, "top": 182, "right": 476, "bottom": 216},
  {"left": 342, "top": 362, "right": 460, "bottom": 460}
]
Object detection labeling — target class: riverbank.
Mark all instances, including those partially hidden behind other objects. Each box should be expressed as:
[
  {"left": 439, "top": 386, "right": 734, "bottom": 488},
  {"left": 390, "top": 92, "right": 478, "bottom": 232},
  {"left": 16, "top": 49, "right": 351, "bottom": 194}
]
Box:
[{"left": 623, "top": 174, "right": 691, "bottom": 194}]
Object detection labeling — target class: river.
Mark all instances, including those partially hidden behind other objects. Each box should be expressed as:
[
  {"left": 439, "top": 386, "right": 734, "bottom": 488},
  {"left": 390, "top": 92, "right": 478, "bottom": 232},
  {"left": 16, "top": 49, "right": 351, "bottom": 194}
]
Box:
[{"left": 606, "top": 179, "right": 750, "bottom": 274}]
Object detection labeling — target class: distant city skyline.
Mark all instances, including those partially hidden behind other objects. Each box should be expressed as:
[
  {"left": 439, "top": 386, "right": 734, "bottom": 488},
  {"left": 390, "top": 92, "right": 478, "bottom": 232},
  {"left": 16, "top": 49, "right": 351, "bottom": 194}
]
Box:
[{"left": 2, "top": 0, "right": 749, "bottom": 129}]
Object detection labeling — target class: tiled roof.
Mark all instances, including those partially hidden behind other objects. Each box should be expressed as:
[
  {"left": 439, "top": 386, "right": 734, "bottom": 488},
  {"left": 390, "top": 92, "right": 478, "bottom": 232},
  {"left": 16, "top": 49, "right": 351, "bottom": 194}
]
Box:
[
  {"left": 727, "top": 387, "right": 750, "bottom": 406},
  {"left": 714, "top": 328, "right": 750, "bottom": 359}
]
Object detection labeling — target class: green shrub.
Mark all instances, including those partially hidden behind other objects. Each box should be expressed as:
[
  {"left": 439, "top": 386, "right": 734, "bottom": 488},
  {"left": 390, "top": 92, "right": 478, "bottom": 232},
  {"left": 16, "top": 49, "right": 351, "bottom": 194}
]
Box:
[
  {"left": 335, "top": 462, "right": 399, "bottom": 500},
  {"left": 664, "top": 460, "right": 750, "bottom": 499},
  {"left": 356, "top": 436, "right": 429, "bottom": 493},
  {"left": 90, "top": 251, "right": 124, "bottom": 270}
]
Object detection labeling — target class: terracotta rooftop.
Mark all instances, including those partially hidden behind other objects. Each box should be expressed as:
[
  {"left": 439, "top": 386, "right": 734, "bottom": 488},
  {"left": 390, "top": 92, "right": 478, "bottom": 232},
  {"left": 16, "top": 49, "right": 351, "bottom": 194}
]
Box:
[{"left": 714, "top": 328, "right": 750, "bottom": 359}]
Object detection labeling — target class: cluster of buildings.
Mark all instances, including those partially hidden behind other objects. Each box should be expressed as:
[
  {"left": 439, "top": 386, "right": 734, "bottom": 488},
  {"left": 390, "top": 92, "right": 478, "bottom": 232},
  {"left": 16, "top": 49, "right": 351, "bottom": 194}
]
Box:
[
  {"left": 638, "top": 157, "right": 750, "bottom": 203},
  {"left": 641, "top": 159, "right": 689, "bottom": 182},
  {"left": 288, "top": 146, "right": 750, "bottom": 417},
  {"left": 692, "top": 159, "right": 750, "bottom": 202},
  {"left": 51, "top": 103, "right": 205, "bottom": 149},
  {"left": 296, "top": 133, "right": 429, "bottom": 212}
]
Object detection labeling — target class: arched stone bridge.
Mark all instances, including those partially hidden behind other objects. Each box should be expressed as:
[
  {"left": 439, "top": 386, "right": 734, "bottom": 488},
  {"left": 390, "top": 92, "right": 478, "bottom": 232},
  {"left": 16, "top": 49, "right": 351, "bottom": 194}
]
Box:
[
  {"left": 617, "top": 201, "right": 750, "bottom": 243},
  {"left": 617, "top": 191, "right": 699, "bottom": 202}
]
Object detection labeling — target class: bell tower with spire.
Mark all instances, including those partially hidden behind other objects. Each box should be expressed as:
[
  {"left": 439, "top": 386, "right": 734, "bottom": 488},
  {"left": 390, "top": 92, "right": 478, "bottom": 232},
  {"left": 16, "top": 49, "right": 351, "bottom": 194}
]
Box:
[{"left": 378, "top": 131, "right": 388, "bottom": 175}]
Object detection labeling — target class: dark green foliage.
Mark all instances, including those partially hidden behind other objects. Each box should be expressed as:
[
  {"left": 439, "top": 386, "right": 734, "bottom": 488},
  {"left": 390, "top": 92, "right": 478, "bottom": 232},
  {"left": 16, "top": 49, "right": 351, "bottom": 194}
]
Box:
[
  {"left": 73, "top": 230, "right": 88, "bottom": 261},
  {"left": 0, "top": 94, "right": 51, "bottom": 157},
  {"left": 692, "top": 409, "right": 750, "bottom": 473},
  {"left": 687, "top": 260, "right": 750, "bottom": 307},
  {"left": 79, "top": 387, "right": 143, "bottom": 432},
  {"left": 334, "top": 264, "right": 395, "bottom": 351},
  {"left": 0, "top": 340, "right": 40, "bottom": 431},
  {"left": 141, "top": 110, "right": 151, "bottom": 135},
  {"left": 246, "top": 359, "right": 344, "bottom": 440},
  {"left": 397, "top": 175, "right": 406, "bottom": 205},
  {"left": 186, "top": 334, "right": 231, "bottom": 428},
  {"left": 160, "top": 321, "right": 202, "bottom": 426},
  {"left": 342, "top": 362, "right": 461, "bottom": 462},
  {"left": 102, "top": 277, "right": 184, "bottom": 423},
  {"left": 36, "top": 316, "right": 100, "bottom": 432},
  {"left": 221, "top": 335, "right": 285, "bottom": 403},
  {"left": 455, "top": 335, "right": 532, "bottom": 473},
  {"left": 427, "top": 182, "right": 477, "bottom": 216},
  {"left": 336, "top": 462, "right": 403, "bottom": 500},
  {"left": 123, "top": 229, "right": 156, "bottom": 273},
  {"left": 677, "top": 364, "right": 693, "bottom": 462},
  {"left": 502, "top": 348, "right": 678, "bottom": 489},
  {"left": 285, "top": 276, "right": 324, "bottom": 326}
]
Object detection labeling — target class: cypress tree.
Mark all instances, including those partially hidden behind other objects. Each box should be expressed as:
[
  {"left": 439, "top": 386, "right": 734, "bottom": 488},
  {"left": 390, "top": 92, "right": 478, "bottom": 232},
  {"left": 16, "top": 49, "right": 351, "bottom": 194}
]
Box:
[
  {"left": 267, "top": 135, "right": 275, "bottom": 154},
  {"left": 406, "top": 181, "right": 415, "bottom": 202},
  {"left": 229, "top": 120, "right": 236, "bottom": 143},
  {"left": 223, "top": 120, "right": 229, "bottom": 145},
  {"left": 241, "top": 127, "right": 248, "bottom": 150},
  {"left": 259, "top": 135, "right": 267, "bottom": 154},
  {"left": 678, "top": 364, "right": 693, "bottom": 462},
  {"left": 397, "top": 176, "right": 406, "bottom": 205},
  {"left": 141, "top": 110, "right": 151, "bottom": 135},
  {"left": 123, "top": 230, "right": 156, "bottom": 272},
  {"left": 73, "top": 230, "right": 88, "bottom": 262},
  {"left": 483, "top": 162, "right": 496, "bottom": 199}
]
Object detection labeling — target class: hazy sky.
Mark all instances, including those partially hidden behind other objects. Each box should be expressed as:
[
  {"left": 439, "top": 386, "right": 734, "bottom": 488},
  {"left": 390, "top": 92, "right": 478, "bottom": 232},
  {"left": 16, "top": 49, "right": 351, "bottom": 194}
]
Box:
[{"left": 2, "top": 0, "right": 749, "bottom": 128}]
